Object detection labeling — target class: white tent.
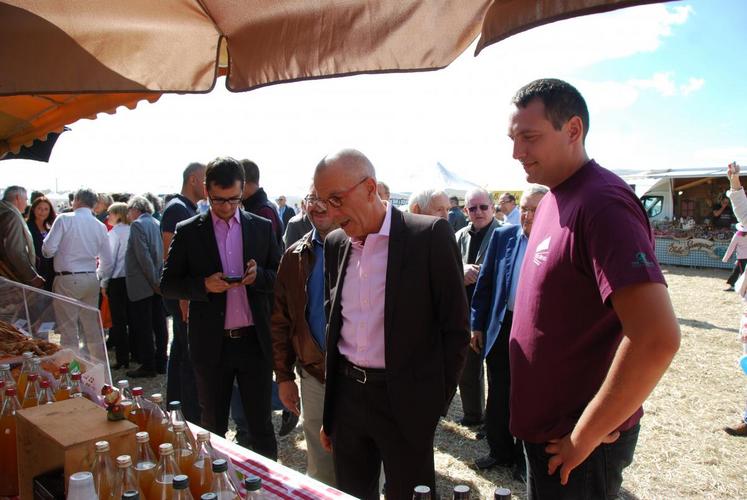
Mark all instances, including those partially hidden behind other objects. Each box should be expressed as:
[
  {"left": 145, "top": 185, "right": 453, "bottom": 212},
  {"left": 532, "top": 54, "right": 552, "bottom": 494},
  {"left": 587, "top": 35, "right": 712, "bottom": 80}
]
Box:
[{"left": 396, "top": 162, "right": 482, "bottom": 199}]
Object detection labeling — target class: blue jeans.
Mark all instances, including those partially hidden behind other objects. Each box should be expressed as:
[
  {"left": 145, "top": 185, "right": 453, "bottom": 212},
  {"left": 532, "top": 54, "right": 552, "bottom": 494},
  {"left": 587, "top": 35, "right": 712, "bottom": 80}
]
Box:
[
  {"left": 164, "top": 299, "right": 200, "bottom": 423},
  {"left": 231, "top": 380, "right": 285, "bottom": 445},
  {"left": 524, "top": 424, "right": 639, "bottom": 500}
]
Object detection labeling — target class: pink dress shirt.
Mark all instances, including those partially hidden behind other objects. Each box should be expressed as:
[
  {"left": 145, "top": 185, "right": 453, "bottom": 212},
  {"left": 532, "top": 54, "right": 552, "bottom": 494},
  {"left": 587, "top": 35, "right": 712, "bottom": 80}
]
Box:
[
  {"left": 211, "top": 209, "right": 254, "bottom": 330},
  {"left": 338, "top": 202, "right": 392, "bottom": 369}
]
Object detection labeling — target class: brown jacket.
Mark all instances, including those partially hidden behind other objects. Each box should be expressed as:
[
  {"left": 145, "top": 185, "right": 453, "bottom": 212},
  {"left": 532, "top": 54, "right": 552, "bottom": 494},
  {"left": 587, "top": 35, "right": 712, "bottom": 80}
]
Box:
[{"left": 271, "top": 230, "right": 326, "bottom": 384}]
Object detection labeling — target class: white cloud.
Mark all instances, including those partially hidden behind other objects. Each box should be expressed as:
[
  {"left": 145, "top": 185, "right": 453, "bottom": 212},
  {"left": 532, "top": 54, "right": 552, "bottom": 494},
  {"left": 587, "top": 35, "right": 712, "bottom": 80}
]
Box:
[{"left": 680, "top": 77, "right": 705, "bottom": 95}]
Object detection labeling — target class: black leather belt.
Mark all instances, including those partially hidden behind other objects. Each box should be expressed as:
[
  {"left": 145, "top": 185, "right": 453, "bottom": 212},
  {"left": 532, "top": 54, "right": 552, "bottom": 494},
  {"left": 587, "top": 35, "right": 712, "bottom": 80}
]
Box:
[
  {"left": 55, "top": 271, "right": 95, "bottom": 276},
  {"left": 224, "top": 326, "right": 252, "bottom": 339},
  {"left": 338, "top": 358, "right": 386, "bottom": 384}
]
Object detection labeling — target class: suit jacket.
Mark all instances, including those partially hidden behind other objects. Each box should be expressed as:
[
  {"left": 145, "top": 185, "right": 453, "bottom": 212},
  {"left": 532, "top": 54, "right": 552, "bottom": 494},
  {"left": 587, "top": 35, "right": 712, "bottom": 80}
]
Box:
[
  {"left": 282, "top": 213, "right": 313, "bottom": 248},
  {"left": 323, "top": 208, "right": 469, "bottom": 443},
  {"left": 279, "top": 206, "right": 296, "bottom": 227},
  {"left": 160, "top": 209, "right": 281, "bottom": 365},
  {"left": 0, "top": 201, "right": 37, "bottom": 284},
  {"left": 455, "top": 218, "right": 501, "bottom": 267},
  {"left": 125, "top": 213, "right": 163, "bottom": 302},
  {"left": 470, "top": 224, "right": 523, "bottom": 358}
]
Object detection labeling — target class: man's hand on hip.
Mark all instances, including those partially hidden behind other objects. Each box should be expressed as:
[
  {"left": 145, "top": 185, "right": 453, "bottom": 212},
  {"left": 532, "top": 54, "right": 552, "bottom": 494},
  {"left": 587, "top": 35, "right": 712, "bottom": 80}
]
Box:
[
  {"left": 545, "top": 429, "right": 620, "bottom": 485},
  {"left": 278, "top": 380, "right": 300, "bottom": 417}
]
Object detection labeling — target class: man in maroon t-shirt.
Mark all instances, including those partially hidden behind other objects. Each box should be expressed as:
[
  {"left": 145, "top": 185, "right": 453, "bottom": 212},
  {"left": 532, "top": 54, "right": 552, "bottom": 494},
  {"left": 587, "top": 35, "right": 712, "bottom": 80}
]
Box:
[{"left": 507, "top": 79, "right": 681, "bottom": 498}]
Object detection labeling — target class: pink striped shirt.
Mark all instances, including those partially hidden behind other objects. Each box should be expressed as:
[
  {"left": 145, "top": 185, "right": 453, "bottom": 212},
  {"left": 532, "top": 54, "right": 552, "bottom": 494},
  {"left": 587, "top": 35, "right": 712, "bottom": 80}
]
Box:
[
  {"left": 338, "top": 202, "right": 392, "bottom": 368},
  {"left": 211, "top": 209, "right": 253, "bottom": 329}
]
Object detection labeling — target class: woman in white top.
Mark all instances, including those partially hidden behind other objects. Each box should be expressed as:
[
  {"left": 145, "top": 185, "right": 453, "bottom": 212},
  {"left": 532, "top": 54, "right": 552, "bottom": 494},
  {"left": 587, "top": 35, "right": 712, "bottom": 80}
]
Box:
[{"left": 102, "top": 202, "right": 132, "bottom": 370}]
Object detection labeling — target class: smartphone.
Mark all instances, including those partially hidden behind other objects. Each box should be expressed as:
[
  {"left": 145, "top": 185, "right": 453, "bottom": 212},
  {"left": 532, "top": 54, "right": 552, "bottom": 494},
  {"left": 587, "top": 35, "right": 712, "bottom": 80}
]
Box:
[{"left": 222, "top": 275, "right": 243, "bottom": 283}]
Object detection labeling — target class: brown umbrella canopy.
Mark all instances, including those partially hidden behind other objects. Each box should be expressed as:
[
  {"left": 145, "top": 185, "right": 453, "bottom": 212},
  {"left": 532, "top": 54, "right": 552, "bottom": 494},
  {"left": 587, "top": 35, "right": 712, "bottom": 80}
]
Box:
[{"left": 0, "top": 0, "right": 670, "bottom": 155}]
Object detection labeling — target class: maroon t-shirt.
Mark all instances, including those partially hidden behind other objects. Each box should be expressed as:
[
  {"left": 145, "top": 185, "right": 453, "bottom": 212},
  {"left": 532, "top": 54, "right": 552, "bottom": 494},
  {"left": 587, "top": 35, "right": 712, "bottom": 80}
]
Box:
[{"left": 509, "top": 160, "right": 666, "bottom": 443}]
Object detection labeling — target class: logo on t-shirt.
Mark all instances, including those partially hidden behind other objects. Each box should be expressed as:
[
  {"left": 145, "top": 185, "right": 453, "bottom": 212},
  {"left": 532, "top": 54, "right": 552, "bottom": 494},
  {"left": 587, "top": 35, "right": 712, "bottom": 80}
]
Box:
[
  {"left": 533, "top": 236, "right": 551, "bottom": 266},
  {"left": 632, "top": 251, "right": 654, "bottom": 268}
]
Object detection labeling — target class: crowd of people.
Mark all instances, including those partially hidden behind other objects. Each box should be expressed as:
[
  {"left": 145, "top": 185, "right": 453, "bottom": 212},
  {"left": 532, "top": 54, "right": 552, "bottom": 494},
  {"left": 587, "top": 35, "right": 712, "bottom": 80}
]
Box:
[{"left": 0, "top": 78, "right": 692, "bottom": 499}]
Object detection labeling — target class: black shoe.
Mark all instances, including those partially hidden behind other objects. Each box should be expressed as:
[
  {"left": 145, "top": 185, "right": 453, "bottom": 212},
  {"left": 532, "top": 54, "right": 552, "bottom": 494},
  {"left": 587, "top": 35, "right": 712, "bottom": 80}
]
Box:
[
  {"left": 474, "top": 455, "right": 513, "bottom": 470},
  {"left": 724, "top": 286, "right": 735, "bottom": 291},
  {"left": 126, "top": 366, "right": 157, "bottom": 378},
  {"left": 459, "top": 417, "right": 483, "bottom": 427},
  {"left": 111, "top": 363, "right": 129, "bottom": 371},
  {"left": 278, "top": 410, "right": 299, "bottom": 437}
]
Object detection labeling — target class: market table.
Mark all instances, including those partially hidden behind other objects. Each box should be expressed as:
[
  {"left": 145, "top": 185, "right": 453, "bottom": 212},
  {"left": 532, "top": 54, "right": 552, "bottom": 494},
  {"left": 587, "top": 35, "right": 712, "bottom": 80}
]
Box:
[{"left": 187, "top": 422, "right": 355, "bottom": 500}]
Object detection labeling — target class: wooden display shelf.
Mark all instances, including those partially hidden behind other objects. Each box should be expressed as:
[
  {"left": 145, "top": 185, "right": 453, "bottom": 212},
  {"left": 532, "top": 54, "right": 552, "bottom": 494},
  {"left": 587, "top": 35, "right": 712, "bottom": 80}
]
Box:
[{"left": 16, "top": 397, "right": 137, "bottom": 499}]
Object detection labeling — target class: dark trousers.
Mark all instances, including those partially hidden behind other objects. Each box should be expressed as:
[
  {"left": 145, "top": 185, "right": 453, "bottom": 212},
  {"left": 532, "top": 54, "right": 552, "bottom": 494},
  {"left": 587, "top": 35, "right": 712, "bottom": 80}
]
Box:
[
  {"left": 457, "top": 347, "right": 485, "bottom": 422},
  {"left": 129, "top": 294, "right": 168, "bottom": 371},
  {"left": 163, "top": 299, "right": 200, "bottom": 423},
  {"left": 193, "top": 330, "right": 277, "bottom": 460},
  {"left": 107, "top": 278, "right": 132, "bottom": 366},
  {"left": 727, "top": 258, "right": 747, "bottom": 286},
  {"left": 524, "top": 424, "right": 639, "bottom": 500},
  {"left": 331, "top": 375, "right": 437, "bottom": 500},
  {"left": 485, "top": 312, "right": 523, "bottom": 465}
]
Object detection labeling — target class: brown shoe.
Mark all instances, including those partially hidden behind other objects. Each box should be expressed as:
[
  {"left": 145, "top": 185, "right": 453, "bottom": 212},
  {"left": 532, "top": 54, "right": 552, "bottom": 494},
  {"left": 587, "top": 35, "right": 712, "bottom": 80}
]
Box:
[{"left": 724, "top": 422, "right": 747, "bottom": 436}]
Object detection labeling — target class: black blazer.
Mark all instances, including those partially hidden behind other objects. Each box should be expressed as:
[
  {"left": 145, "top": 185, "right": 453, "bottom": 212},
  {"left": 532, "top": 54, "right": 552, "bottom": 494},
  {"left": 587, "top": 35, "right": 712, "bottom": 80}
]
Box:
[
  {"left": 323, "top": 207, "right": 469, "bottom": 443},
  {"left": 160, "top": 209, "right": 281, "bottom": 365}
]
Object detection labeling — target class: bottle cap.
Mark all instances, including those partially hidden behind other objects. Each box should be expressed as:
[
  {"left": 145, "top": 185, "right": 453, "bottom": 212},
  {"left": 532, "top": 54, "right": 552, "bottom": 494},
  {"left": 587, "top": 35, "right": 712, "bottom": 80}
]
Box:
[
  {"left": 132, "top": 387, "right": 143, "bottom": 396},
  {"left": 211, "top": 458, "right": 228, "bottom": 473},
  {"left": 197, "top": 430, "right": 210, "bottom": 442},
  {"left": 28, "top": 373, "right": 38, "bottom": 381},
  {"left": 116, "top": 455, "right": 133, "bottom": 467},
  {"left": 71, "top": 392, "right": 83, "bottom": 398},
  {"left": 135, "top": 431, "right": 150, "bottom": 443},
  {"left": 494, "top": 487, "right": 512, "bottom": 499},
  {"left": 150, "top": 393, "right": 163, "bottom": 403},
  {"left": 244, "top": 475, "right": 261, "bottom": 491},
  {"left": 95, "top": 441, "right": 110, "bottom": 452},
  {"left": 168, "top": 400, "right": 182, "bottom": 411},
  {"left": 71, "top": 371, "right": 82, "bottom": 380},
  {"left": 22, "top": 352, "right": 33, "bottom": 359},
  {"left": 5, "top": 387, "right": 16, "bottom": 396},
  {"left": 173, "top": 420, "right": 187, "bottom": 432},
  {"left": 39, "top": 379, "right": 49, "bottom": 388},
  {"left": 117, "top": 380, "right": 129, "bottom": 389},
  {"left": 172, "top": 474, "right": 189, "bottom": 489},
  {"left": 0, "top": 363, "right": 10, "bottom": 370},
  {"left": 414, "top": 486, "right": 431, "bottom": 494},
  {"left": 453, "top": 485, "right": 470, "bottom": 499},
  {"left": 201, "top": 494, "right": 217, "bottom": 500},
  {"left": 59, "top": 365, "right": 68, "bottom": 373},
  {"left": 122, "top": 491, "right": 140, "bottom": 499},
  {"left": 158, "top": 443, "right": 174, "bottom": 456}
]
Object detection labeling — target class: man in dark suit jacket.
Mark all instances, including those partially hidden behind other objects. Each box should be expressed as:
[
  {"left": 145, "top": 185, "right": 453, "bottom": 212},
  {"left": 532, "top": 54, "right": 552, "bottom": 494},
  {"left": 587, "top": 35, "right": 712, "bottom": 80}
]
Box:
[
  {"left": 161, "top": 157, "right": 281, "bottom": 460},
  {"left": 470, "top": 186, "right": 547, "bottom": 478},
  {"left": 314, "top": 149, "right": 469, "bottom": 499},
  {"left": 276, "top": 195, "right": 296, "bottom": 228}
]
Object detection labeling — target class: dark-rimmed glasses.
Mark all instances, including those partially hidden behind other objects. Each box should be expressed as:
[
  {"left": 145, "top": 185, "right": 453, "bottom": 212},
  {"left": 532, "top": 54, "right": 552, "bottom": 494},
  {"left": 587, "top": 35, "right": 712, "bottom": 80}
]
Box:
[
  {"left": 209, "top": 196, "right": 242, "bottom": 206},
  {"left": 467, "top": 204, "right": 491, "bottom": 213},
  {"left": 309, "top": 177, "right": 369, "bottom": 210}
]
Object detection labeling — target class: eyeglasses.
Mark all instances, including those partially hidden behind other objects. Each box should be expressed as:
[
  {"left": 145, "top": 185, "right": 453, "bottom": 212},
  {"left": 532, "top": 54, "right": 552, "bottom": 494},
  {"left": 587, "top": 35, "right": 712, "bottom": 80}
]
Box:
[
  {"left": 467, "top": 204, "right": 491, "bottom": 213},
  {"left": 209, "top": 196, "right": 242, "bottom": 206},
  {"left": 498, "top": 200, "right": 513, "bottom": 205},
  {"left": 311, "top": 177, "right": 369, "bottom": 210},
  {"left": 520, "top": 206, "right": 537, "bottom": 214}
]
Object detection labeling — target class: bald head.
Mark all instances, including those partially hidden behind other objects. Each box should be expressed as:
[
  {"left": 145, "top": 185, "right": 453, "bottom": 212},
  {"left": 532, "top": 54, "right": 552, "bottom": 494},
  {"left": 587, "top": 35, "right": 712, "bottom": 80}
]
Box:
[{"left": 315, "top": 148, "right": 376, "bottom": 180}]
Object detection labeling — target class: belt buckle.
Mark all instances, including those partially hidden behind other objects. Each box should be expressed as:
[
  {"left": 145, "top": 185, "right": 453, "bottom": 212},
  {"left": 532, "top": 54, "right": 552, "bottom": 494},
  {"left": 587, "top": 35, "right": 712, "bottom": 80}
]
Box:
[
  {"left": 227, "top": 328, "right": 242, "bottom": 339},
  {"left": 351, "top": 365, "right": 367, "bottom": 384}
]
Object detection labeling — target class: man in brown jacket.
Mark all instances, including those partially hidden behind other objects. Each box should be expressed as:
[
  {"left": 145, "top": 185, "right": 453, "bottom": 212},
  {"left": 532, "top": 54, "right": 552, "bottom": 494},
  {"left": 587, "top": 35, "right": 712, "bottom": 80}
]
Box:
[
  {"left": 271, "top": 186, "right": 337, "bottom": 485},
  {"left": 0, "top": 186, "right": 44, "bottom": 287}
]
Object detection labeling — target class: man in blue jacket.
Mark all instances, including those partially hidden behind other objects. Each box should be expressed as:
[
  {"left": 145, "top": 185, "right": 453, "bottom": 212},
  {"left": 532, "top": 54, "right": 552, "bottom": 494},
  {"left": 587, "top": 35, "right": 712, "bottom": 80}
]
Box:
[{"left": 470, "top": 185, "right": 547, "bottom": 478}]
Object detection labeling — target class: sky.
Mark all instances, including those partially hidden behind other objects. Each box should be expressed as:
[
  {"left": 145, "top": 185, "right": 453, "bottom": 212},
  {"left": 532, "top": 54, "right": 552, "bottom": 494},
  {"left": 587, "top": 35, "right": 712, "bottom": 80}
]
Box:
[{"left": 2, "top": 0, "right": 746, "bottom": 200}]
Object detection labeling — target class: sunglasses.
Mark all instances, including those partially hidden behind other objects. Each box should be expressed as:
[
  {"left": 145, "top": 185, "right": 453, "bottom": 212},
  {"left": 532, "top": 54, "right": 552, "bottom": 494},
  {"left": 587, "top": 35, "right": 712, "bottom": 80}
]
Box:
[{"left": 467, "top": 204, "right": 491, "bottom": 213}]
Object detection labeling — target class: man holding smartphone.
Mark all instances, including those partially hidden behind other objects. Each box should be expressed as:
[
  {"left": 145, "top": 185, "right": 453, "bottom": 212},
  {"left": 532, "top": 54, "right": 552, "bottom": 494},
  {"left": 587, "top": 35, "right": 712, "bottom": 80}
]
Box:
[{"left": 161, "top": 157, "right": 281, "bottom": 459}]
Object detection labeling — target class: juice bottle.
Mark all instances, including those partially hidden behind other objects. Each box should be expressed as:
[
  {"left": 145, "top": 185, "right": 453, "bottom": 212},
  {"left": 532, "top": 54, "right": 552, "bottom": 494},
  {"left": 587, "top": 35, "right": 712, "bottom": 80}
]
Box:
[
  {"left": 187, "top": 431, "right": 214, "bottom": 498},
  {"left": 91, "top": 440, "right": 116, "bottom": 500},
  {"left": 70, "top": 371, "right": 84, "bottom": 397},
  {"left": 172, "top": 474, "right": 194, "bottom": 500},
  {"left": 172, "top": 421, "right": 195, "bottom": 474},
  {"left": 0, "top": 362, "right": 15, "bottom": 389},
  {"left": 135, "top": 431, "right": 157, "bottom": 495},
  {"left": 168, "top": 401, "right": 197, "bottom": 451},
  {"left": 118, "top": 380, "right": 134, "bottom": 402},
  {"left": 147, "top": 394, "right": 170, "bottom": 452},
  {"left": 0, "top": 380, "right": 5, "bottom": 407},
  {"left": 209, "top": 459, "right": 239, "bottom": 500},
  {"left": 16, "top": 352, "right": 34, "bottom": 400},
  {"left": 243, "top": 476, "right": 265, "bottom": 500},
  {"left": 0, "top": 387, "right": 21, "bottom": 496},
  {"left": 112, "top": 455, "right": 143, "bottom": 500},
  {"left": 22, "top": 373, "right": 40, "bottom": 408},
  {"left": 55, "top": 365, "right": 72, "bottom": 401},
  {"left": 150, "top": 443, "right": 182, "bottom": 500},
  {"left": 128, "top": 387, "right": 149, "bottom": 432},
  {"left": 38, "top": 378, "right": 56, "bottom": 405}
]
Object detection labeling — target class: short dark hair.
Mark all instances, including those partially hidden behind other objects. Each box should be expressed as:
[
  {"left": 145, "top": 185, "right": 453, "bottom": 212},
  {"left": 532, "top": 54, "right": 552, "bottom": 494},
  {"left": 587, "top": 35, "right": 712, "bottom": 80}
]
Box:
[
  {"left": 74, "top": 188, "right": 97, "bottom": 208},
  {"left": 500, "top": 192, "right": 516, "bottom": 203},
  {"left": 512, "top": 78, "right": 589, "bottom": 141},
  {"left": 206, "top": 157, "right": 245, "bottom": 189},
  {"left": 182, "top": 162, "right": 206, "bottom": 185},
  {"left": 449, "top": 196, "right": 460, "bottom": 205},
  {"left": 30, "top": 191, "right": 44, "bottom": 203},
  {"left": 240, "top": 159, "right": 260, "bottom": 185}
]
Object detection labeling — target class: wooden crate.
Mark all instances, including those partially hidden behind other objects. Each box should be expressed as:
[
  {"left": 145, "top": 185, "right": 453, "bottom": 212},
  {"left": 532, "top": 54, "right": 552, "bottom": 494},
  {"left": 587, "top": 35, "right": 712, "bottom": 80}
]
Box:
[{"left": 16, "top": 397, "right": 138, "bottom": 499}]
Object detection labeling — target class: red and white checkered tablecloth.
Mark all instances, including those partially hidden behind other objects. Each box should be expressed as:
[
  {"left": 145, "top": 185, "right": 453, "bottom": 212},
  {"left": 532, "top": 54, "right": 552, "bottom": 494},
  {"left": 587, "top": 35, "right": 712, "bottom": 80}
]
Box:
[{"left": 188, "top": 423, "right": 356, "bottom": 500}]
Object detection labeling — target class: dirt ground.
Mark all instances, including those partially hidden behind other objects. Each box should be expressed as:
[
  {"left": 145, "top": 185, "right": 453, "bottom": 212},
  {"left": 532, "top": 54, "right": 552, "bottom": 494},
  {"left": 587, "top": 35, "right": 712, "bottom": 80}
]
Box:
[{"left": 114, "top": 265, "right": 747, "bottom": 499}]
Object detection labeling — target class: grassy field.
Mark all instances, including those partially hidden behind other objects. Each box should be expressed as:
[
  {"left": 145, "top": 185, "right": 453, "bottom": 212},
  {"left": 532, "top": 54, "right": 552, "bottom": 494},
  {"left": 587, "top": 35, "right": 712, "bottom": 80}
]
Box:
[{"left": 117, "top": 265, "right": 747, "bottom": 499}]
